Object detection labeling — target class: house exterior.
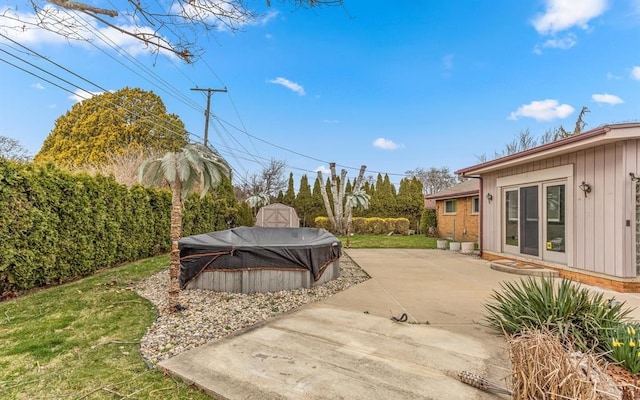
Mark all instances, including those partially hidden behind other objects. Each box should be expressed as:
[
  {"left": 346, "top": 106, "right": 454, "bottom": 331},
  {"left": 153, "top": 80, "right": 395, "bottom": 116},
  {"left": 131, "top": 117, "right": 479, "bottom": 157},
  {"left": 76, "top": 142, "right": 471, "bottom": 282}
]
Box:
[
  {"left": 457, "top": 123, "right": 640, "bottom": 291},
  {"left": 424, "top": 179, "right": 479, "bottom": 242}
]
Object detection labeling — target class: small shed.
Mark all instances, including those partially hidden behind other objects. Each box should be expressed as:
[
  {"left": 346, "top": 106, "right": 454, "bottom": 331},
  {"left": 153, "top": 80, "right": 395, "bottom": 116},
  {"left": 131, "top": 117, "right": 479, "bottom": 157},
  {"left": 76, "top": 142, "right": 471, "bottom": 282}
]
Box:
[{"left": 255, "top": 203, "right": 300, "bottom": 227}]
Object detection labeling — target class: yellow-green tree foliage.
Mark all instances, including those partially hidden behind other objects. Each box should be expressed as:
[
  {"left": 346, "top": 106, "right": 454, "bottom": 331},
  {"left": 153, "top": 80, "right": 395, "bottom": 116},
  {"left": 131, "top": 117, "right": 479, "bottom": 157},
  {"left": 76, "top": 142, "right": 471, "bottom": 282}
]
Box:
[{"left": 35, "top": 87, "right": 188, "bottom": 168}]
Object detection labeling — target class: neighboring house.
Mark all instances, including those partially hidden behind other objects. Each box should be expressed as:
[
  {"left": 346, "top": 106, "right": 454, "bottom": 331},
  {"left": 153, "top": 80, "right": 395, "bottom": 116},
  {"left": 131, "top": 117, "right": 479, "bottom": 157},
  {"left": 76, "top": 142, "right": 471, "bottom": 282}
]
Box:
[
  {"left": 457, "top": 123, "right": 640, "bottom": 291},
  {"left": 424, "top": 196, "right": 436, "bottom": 210},
  {"left": 425, "top": 180, "right": 479, "bottom": 242},
  {"left": 255, "top": 203, "right": 300, "bottom": 227}
]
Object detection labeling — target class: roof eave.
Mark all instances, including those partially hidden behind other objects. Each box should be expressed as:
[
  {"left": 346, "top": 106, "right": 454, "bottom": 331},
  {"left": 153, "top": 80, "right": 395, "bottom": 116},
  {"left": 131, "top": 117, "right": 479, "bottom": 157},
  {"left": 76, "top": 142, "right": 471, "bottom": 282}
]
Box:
[{"left": 426, "top": 190, "right": 479, "bottom": 200}]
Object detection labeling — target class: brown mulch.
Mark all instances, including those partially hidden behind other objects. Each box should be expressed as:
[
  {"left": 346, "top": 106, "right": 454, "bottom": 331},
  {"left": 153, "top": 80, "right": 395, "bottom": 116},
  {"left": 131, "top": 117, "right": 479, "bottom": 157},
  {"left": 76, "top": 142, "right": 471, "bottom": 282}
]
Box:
[{"left": 606, "top": 365, "right": 640, "bottom": 400}]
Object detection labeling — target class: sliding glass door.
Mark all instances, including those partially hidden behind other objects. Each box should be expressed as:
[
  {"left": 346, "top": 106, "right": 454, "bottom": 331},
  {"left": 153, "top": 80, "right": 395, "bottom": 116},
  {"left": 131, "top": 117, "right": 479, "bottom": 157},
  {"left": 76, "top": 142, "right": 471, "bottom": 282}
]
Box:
[{"left": 502, "top": 182, "right": 567, "bottom": 264}]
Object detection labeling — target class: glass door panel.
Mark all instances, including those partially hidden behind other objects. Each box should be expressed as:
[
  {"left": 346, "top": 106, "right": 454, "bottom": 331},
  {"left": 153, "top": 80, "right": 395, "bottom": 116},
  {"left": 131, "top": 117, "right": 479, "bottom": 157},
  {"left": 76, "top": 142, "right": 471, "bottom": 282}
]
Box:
[
  {"left": 520, "top": 186, "right": 539, "bottom": 256},
  {"left": 543, "top": 183, "right": 567, "bottom": 264},
  {"left": 504, "top": 190, "right": 519, "bottom": 249}
]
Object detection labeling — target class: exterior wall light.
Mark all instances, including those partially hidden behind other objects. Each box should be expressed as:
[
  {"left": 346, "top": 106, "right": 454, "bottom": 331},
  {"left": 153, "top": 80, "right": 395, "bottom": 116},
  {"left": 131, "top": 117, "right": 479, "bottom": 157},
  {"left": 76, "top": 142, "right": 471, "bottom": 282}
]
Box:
[
  {"left": 579, "top": 181, "right": 592, "bottom": 198},
  {"left": 486, "top": 193, "right": 493, "bottom": 202}
]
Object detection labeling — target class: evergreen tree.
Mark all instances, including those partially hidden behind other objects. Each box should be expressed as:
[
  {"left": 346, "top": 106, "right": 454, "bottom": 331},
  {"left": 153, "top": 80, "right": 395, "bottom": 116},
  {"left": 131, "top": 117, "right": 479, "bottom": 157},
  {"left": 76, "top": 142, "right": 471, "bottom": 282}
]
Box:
[
  {"left": 36, "top": 87, "right": 188, "bottom": 169},
  {"left": 294, "top": 174, "right": 313, "bottom": 227},
  {"left": 311, "top": 176, "right": 326, "bottom": 225},
  {"left": 345, "top": 178, "right": 353, "bottom": 193},
  {"left": 369, "top": 173, "right": 396, "bottom": 217},
  {"left": 283, "top": 172, "right": 296, "bottom": 206},
  {"left": 397, "top": 177, "right": 424, "bottom": 230},
  {"left": 383, "top": 174, "right": 398, "bottom": 216}
]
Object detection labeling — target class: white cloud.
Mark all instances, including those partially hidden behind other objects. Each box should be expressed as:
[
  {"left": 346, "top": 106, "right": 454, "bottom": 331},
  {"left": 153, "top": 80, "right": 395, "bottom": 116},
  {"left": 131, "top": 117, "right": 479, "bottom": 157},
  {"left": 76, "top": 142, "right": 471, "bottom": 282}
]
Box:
[
  {"left": 322, "top": 119, "right": 340, "bottom": 124},
  {"left": 592, "top": 93, "right": 623, "bottom": 105},
  {"left": 631, "top": 66, "right": 640, "bottom": 80},
  {"left": 541, "top": 34, "right": 577, "bottom": 49},
  {"left": 591, "top": 93, "right": 624, "bottom": 105},
  {"left": 258, "top": 10, "right": 279, "bottom": 26},
  {"left": 268, "top": 77, "right": 306, "bottom": 96},
  {"left": 315, "top": 165, "right": 330, "bottom": 175},
  {"left": 508, "top": 99, "right": 575, "bottom": 121},
  {"left": 31, "top": 83, "right": 44, "bottom": 90},
  {"left": 1, "top": 7, "right": 179, "bottom": 59},
  {"left": 532, "top": 0, "right": 608, "bottom": 35},
  {"left": 68, "top": 89, "right": 103, "bottom": 103},
  {"left": 607, "top": 72, "right": 621, "bottom": 80},
  {"left": 373, "top": 137, "right": 401, "bottom": 150}
]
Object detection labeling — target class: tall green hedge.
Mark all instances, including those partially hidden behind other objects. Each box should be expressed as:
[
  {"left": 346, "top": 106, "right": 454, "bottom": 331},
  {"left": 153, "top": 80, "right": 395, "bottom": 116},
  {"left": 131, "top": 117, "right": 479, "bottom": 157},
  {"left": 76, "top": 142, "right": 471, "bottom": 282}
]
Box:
[{"left": 0, "top": 160, "right": 248, "bottom": 296}]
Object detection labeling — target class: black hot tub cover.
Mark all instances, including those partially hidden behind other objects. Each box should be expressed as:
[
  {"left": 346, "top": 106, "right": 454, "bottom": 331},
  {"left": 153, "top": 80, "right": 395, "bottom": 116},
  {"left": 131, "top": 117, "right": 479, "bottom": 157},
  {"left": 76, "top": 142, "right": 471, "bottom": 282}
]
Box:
[{"left": 179, "top": 226, "right": 342, "bottom": 288}]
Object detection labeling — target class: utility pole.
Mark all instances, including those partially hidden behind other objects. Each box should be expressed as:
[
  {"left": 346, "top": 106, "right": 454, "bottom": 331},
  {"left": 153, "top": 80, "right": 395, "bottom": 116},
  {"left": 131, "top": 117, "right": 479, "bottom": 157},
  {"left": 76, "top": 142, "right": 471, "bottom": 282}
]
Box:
[{"left": 190, "top": 87, "right": 227, "bottom": 147}]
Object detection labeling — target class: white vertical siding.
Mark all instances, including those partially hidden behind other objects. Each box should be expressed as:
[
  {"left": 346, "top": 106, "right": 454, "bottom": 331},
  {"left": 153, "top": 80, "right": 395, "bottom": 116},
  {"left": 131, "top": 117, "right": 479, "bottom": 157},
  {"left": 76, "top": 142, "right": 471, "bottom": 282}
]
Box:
[
  {"left": 481, "top": 141, "right": 639, "bottom": 278},
  {"left": 603, "top": 143, "right": 618, "bottom": 274},
  {"left": 593, "top": 147, "right": 605, "bottom": 273}
]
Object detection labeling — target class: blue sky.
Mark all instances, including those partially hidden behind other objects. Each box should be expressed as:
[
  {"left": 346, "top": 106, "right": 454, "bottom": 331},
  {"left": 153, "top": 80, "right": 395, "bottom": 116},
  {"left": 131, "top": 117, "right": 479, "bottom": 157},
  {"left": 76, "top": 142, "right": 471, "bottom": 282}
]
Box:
[{"left": 1, "top": 0, "right": 640, "bottom": 187}]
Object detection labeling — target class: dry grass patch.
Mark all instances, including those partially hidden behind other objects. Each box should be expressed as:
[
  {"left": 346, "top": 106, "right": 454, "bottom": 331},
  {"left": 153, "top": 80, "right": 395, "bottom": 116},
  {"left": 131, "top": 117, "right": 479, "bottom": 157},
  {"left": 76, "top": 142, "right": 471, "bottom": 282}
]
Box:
[{"left": 508, "top": 330, "right": 621, "bottom": 400}]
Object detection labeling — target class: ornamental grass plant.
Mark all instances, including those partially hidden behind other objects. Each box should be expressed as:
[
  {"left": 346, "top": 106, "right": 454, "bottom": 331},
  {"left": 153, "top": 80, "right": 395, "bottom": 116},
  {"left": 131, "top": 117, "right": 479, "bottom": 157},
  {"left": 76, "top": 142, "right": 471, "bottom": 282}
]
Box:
[
  {"left": 508, "top": 329, "right": 621, "bottom": 400},
  {"left": 484, "top": 276, "right": 633, "bottom": 354}
]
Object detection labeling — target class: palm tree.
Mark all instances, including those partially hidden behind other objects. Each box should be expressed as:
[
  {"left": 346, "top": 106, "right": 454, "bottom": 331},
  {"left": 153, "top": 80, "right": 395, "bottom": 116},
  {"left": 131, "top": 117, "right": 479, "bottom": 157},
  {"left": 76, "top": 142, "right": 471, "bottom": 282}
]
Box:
[
  {"left": 138, "top": 143, "right": 230, "bottom": 312},
  {"left": 344, "top": 189, "right": 370, "bottom": 248},
  {"left": 245, "top": 192, "right": 270, "bottom": 216}
]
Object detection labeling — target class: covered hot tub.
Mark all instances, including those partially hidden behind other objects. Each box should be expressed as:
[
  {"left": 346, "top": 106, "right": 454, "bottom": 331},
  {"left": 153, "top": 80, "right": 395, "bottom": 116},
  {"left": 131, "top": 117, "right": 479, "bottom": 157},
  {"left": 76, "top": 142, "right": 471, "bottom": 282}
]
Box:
[{"left": 179, "top": 226, "right": 341, "bottom": 293}]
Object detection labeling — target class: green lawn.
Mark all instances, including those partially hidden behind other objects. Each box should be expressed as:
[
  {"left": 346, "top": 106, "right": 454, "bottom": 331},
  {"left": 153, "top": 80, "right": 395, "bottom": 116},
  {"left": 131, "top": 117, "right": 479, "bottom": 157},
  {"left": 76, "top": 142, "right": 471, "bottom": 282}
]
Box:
[
  {"left": 0, "top": 255, "right": 210, "bottom": 400},
  {"left": 0, "top": 234, "right": 436, "bottom": 399}
]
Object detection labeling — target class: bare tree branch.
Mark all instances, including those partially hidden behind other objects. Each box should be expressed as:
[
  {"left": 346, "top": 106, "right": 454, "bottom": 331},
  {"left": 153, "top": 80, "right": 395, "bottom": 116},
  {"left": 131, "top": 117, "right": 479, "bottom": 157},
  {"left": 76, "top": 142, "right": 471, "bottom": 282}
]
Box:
[
  {"left": 2, "top": 0, "right": 343, "bottom": 62},
  {"left": 47, "top": 0, "right": 117, "bottom": 17}
]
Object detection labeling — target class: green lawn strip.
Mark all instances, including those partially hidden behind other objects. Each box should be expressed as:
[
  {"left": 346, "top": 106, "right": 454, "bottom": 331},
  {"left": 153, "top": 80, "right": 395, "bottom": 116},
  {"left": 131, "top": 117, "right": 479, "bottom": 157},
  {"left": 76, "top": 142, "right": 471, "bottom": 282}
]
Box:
[
  {"left": 336, "top": 234, "right": 438, "bottom": 249},
  {"left": 0, "top": 256, "right": 210, "bottom": 400}
]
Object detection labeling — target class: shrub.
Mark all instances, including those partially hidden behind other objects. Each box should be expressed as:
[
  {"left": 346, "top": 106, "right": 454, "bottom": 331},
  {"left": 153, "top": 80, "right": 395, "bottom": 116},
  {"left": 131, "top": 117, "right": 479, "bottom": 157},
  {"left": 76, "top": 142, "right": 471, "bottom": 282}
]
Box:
[
  {"left": 392, "top": 218, "right": 410, "bottom": 235},
  {"left": 420, "top": 208, "right": 437, "bottom": 236},
  {"left": 314, "top": 216, "right": 331, "bottom": 231},
  {"left": 484, "top": 276, "right": 633, "bottom": 353},
  {"left": 0, "top": 160, "right": 245, "bottom": 296}
]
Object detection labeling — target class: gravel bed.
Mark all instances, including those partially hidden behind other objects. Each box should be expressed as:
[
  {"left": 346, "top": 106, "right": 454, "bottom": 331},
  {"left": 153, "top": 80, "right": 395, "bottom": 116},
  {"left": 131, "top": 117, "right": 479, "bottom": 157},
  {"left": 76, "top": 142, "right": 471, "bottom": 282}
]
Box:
[{"left": 134, "top": 254, "right": 369, "bottom": 366}]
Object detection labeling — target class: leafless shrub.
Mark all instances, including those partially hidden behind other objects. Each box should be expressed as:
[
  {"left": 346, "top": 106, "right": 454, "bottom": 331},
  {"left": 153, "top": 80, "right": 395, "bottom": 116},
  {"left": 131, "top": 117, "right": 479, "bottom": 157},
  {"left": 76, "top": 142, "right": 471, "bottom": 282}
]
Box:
[{"left": 73, "top": 149, "right": 163, "bottom": 188}]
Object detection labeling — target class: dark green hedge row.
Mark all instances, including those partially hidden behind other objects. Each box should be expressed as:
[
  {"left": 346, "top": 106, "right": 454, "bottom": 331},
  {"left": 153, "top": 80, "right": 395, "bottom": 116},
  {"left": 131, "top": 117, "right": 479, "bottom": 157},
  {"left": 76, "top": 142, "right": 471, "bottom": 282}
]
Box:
[{"left": 0, "top": 160, "right": 252, "bottom": 296}]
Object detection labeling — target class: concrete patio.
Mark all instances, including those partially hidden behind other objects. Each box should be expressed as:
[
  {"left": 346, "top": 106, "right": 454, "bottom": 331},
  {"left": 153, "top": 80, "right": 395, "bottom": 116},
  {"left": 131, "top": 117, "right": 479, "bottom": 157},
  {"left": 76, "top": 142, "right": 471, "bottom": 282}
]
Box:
[{"left": 159, "top": 249, "right": 640, "bottom": 399}]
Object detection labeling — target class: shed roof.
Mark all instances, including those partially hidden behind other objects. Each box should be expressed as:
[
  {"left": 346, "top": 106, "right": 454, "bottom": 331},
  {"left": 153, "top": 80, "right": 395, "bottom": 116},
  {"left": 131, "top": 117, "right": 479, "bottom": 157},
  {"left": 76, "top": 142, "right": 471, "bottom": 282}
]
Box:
[
  {"left": 424, "top": 179, "right": 479, "bottom": 200},
  {"left": 457, "top": 123, "right": 640, "bottom": 176}
]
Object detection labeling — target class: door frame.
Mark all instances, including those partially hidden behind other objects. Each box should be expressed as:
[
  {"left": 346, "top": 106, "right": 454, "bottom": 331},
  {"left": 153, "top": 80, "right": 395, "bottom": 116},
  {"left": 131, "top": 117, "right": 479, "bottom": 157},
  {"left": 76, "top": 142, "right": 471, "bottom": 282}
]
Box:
[{"left": 496, "top": 165, "right": 574, "bottom": 266}]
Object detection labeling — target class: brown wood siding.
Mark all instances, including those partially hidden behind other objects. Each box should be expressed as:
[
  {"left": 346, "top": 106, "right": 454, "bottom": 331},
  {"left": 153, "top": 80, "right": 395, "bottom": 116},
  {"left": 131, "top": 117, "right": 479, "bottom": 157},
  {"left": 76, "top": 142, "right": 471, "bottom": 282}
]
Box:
[{"left": 481, "top": 141, "right": 638, "bottom": 279}]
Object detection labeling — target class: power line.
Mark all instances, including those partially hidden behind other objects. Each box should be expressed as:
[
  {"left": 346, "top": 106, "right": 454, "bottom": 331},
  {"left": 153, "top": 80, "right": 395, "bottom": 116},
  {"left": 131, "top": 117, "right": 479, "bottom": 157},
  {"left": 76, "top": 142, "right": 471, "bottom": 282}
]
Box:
[
  {"left": 1, "top": 20, "right": 412, "bottom": 181},
  {"left": 190, "top": 87, "right": 227, "bottom": 147}
]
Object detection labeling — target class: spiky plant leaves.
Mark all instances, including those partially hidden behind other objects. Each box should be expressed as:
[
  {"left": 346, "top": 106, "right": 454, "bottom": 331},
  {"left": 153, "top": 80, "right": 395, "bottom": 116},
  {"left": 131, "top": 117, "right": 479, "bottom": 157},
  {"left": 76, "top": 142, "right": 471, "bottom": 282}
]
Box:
[{"left": 484, "top": 276, "right": 634, "bottom": 353}]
